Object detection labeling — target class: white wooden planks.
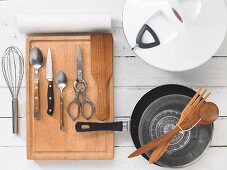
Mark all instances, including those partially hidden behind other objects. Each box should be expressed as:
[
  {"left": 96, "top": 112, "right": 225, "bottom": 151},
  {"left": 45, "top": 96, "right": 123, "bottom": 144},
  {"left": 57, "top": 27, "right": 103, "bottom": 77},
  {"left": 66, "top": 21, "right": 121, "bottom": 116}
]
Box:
[
  {"left": 0, "top": 147, "right": 226, "bottom": 170},
  {"left": 1, "top": 57, "right": 227, "bottom": 87}
]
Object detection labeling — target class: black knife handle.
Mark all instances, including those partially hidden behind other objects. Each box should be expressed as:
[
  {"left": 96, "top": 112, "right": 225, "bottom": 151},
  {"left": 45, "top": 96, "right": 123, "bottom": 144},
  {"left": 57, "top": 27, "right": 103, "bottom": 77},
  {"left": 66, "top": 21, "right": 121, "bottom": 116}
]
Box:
[
  {"left": 76, "top": 121, "right": 123, "bottom": 132},
  {"left": 47, "top": 81, "right": 54, "bottom": 115}
]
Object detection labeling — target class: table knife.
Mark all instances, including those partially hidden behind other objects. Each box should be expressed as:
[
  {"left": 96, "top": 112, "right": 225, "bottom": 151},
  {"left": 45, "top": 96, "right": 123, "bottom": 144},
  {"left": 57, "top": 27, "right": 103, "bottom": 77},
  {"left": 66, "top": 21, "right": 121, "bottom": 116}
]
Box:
[{"left": 46, "top": 48, "right": 54, "bottom": 115}]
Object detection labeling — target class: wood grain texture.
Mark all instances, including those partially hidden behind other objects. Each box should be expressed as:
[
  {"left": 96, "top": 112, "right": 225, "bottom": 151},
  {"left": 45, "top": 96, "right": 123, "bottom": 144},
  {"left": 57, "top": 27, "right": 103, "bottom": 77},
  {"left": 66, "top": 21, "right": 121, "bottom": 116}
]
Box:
[
  {"left": 91, "top": 34, "right": 113, "bottom": 121},
  {"left": 26, "top": 35, "right": 114, "bottom": 160}
]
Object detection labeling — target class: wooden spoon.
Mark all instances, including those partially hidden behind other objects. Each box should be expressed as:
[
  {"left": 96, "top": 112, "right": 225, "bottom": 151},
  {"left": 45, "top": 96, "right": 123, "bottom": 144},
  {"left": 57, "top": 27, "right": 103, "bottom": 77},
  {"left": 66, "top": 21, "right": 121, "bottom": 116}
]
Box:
[
  {"left": 199, "top": 102, "right": 219, "bottom": 124},
  {"left": 148, "top": 102, "right": 219, "bottom": 163}
]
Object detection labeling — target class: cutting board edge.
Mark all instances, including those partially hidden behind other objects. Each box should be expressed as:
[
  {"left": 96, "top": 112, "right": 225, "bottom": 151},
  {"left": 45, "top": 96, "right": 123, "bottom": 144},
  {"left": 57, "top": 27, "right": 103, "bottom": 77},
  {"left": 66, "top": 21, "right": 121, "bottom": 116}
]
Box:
[{"left": 27, "top": 149, "right": 114, "bottom": 160}]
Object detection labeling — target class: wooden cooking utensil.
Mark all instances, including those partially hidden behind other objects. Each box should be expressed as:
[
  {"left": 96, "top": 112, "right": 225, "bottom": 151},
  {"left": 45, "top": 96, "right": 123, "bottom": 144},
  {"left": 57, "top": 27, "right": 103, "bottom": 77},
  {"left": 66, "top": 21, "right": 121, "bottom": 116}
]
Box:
[
  {"left": 199, "top": 102, "right": 219, "bottom": 124},
  {"left": 148, "top": 102, "right": 219, "bottom": 163},
  {"left": 128, "top": 87, "right": 210, "bottom": 158},
  {"left": 176, "top": 87, "right": 203, "bottom": 125},
  {"left": 91, "top": 34, "right": 113, "bottom": 121}
]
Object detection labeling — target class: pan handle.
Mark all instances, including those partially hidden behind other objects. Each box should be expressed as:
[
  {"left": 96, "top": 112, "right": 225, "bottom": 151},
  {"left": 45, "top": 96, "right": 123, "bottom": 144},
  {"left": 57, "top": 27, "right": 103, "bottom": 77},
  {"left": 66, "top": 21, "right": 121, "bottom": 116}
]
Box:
[{"left": 76, "top": 121, "right": 123, "bottom": 132}]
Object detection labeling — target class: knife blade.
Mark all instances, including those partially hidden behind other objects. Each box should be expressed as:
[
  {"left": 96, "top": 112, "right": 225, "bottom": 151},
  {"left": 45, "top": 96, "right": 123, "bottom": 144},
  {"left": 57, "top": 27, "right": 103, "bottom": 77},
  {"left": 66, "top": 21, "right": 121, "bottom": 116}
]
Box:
[{"left": 46, "top": 48, "right": 54, "bottom": 115}]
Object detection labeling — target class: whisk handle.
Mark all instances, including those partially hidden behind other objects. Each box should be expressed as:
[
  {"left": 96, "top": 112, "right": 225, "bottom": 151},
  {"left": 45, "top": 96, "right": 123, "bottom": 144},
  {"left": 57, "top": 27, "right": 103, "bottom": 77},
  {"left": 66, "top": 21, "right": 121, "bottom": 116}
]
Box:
[
  {"left": 34, "top": 81, "right": 40, "bottom": 120},
  {"left": 12, "top": 99, "right": 18, "bottom": 134}
]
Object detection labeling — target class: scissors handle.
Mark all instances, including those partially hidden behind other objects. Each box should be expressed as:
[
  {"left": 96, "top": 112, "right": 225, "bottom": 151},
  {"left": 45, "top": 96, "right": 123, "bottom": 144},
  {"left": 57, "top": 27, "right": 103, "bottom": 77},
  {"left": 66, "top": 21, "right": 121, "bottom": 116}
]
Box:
[
  {"left": 67, "top": 96, "right": 95, "bottom": 120},
  {"left": 67, "top": 80, "right": 95, "bottom": 120},
  {"left": 80, "top": 96, "right": 95, "bottom": 119},
  {"left": 67, "top": 97, "right": 80, "bottom": 121}
]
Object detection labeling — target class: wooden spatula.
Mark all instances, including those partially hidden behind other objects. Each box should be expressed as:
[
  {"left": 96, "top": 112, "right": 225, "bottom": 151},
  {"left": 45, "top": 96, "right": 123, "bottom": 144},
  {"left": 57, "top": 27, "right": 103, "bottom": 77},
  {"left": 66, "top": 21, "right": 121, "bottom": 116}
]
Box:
[{"left": 91, "top": 34, "right": 113, "bottom": 121}]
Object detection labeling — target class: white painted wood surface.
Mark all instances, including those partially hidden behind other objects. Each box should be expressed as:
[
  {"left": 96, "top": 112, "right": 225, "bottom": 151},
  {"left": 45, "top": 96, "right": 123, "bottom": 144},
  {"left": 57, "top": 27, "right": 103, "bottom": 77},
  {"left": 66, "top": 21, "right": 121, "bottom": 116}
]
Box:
[{"left": 0, "top": 0, "right": 227, "bottom": 169}]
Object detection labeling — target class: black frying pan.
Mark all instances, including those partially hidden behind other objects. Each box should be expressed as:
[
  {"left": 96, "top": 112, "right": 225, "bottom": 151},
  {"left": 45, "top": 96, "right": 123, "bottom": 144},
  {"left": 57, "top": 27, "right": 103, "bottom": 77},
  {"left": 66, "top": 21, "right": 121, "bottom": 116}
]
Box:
[{"left": 76, "top": 84, "right": 213, "bottom": 167}]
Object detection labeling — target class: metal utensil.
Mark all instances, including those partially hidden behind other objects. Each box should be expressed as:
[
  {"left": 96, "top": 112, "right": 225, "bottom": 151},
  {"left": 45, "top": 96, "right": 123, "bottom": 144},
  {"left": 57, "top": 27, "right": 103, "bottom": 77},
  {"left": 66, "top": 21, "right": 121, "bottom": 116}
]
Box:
[
  {"left": 46, "top": 48, "right": 54, "bottom": 116},
  {"left": 67, "top": 47, "right": 95, "bottom": 120},
  {"left": 2, "top": 46, "right": 24, "bottom": 133},
  {"left": 56, "top": 71, "right": 67, "bottom": 131},
  {"left": 29, "top": 47, "right": 43, "bottom": 120}
]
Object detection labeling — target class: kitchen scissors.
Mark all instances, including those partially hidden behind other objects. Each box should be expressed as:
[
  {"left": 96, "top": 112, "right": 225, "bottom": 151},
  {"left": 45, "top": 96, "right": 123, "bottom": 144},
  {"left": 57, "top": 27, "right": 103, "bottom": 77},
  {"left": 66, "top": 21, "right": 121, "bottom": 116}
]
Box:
[{"left": 67, "top": 47, "right": 95, "bottom": 120}]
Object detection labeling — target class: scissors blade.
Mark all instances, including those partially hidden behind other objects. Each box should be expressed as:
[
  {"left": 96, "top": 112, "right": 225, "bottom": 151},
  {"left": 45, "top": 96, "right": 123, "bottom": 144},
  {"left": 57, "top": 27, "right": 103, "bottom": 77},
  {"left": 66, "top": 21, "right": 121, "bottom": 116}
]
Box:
[{"left": 77, "top": 47, "right": 83, "bottom": 80}]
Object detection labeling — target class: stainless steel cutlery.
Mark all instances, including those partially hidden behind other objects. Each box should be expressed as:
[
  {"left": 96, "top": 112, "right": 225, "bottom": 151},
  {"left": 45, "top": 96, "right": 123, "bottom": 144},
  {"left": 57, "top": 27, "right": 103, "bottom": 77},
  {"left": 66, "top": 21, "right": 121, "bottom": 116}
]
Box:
[
  {"left": 67, "top": 47, "right": 95, "bottom": 121},
  {"left": 56, "top": 71, "right": 67, "bottom": 131},
  {"left": 28, "top": 46, "right": 95, "bottom": 129}
]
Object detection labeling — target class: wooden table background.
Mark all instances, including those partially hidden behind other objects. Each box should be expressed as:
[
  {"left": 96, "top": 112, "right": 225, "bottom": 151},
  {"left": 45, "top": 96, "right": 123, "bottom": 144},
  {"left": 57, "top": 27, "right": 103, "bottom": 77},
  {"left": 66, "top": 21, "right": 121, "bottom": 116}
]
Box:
[{"left": 0, "top": 0, "right": 227, "bottom": 169}]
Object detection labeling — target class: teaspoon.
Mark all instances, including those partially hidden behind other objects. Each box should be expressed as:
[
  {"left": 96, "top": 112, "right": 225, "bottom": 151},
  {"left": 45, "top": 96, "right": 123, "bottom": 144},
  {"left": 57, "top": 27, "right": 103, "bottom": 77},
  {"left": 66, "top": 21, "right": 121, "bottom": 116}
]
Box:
[{"left": 56, "top": 71, "right": 67, "bottom": 131}]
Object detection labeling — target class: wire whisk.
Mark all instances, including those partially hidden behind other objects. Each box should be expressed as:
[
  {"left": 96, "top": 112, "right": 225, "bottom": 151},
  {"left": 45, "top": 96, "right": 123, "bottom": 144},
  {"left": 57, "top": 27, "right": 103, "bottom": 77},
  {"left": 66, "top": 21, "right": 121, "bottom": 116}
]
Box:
[{"left": 2, "top": 46, "right": 24, "bottom": 134}]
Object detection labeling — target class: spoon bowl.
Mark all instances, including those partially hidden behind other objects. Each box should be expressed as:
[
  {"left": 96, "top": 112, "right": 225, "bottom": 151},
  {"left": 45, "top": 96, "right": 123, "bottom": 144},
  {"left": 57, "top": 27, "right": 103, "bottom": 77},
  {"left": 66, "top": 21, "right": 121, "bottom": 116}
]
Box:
[
  {"left": 200, "top": 102, "right": 219, "bottom": 124},
  {"left": 29, "top": 47, "right": 43, "bottom": 69},
  {"left": 56, "top": 71, "right": 67, "bottom": 91}
]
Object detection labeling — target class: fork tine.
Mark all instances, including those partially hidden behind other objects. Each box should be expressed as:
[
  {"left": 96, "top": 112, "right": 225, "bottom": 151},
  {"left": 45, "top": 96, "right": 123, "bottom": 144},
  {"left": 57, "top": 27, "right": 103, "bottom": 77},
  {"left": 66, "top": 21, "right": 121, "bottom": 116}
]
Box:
[
  {"left": 202, "top": 91, "right": 211, "bottom": 102},
  {"left": 192, "top": 89, "right": 207, "bottom": 107},
  {"left": 189, "top": 87, "right": 203, "bottom": 105},
  {"left": 196, "top": 92, "right": 211, "bottom": 108}
]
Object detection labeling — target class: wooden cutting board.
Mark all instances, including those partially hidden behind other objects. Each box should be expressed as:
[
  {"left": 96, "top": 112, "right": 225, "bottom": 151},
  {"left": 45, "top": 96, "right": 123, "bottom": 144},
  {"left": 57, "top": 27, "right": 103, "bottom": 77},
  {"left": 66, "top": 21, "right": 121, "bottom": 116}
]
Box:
[{"left": 26, "top": 34, "right": 114, "bottom": 160}]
